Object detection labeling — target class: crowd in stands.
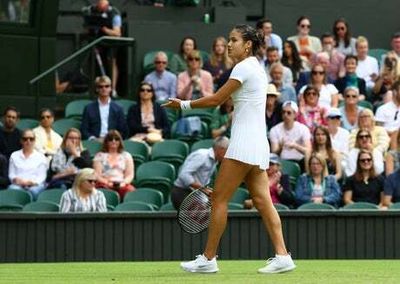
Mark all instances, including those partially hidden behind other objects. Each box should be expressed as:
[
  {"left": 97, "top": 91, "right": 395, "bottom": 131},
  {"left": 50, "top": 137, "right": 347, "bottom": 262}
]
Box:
[{"left": 1, "top": 12, "right": 400, "bottom": 212}]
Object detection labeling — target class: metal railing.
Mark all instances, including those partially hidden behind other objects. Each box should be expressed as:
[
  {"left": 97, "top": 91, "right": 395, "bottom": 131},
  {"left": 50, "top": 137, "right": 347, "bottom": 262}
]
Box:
[{"left": 29, "top": 36, "right": 135, "bottom": 112}]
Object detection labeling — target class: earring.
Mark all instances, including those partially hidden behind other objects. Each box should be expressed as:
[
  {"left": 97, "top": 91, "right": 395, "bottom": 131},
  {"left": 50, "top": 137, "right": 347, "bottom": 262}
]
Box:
[{"left": 245, "top": 48, "right": 249, "bottom": 53}]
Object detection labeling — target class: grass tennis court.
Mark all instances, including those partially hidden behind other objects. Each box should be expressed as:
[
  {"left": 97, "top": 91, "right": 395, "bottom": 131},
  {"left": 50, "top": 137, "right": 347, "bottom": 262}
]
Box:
[{"left": 1, "top": 260, "right": 399, "bottom": 284}]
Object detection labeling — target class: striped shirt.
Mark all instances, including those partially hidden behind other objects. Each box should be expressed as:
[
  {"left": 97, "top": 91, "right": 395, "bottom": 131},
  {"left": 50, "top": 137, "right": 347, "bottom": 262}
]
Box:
[{"left": 60, "top": 188, "right": 107, "bottom": 213}]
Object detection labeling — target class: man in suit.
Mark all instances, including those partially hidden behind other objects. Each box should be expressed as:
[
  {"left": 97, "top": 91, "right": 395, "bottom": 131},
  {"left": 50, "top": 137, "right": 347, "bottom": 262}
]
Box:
[{"left": 81, "top": 75, "right": 128, "bottom": 141}]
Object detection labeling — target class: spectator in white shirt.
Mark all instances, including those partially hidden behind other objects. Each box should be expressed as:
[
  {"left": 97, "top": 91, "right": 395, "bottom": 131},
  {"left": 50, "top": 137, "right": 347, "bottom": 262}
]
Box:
[
  {"left": 326, "top": 107, "right": 350, "bottom": 168},
  {"left": 355, "top": 36, "right": 379, "bottom": 91},
  {"left": 8, "top": 129, "right": 48, "bottom": 200}
]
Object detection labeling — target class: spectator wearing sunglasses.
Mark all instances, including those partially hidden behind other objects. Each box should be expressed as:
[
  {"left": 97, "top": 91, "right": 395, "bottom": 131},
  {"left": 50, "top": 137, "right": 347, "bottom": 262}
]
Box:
[
  {"left": 144, "top": 52, "right": 177, "bottom": 101},
  {"left": 127, "top": 82, "right": 170, "bottom": 143},
  {"left": 32, "top": 108, "right": 62, "bottom": 159},
  {"left": 177, "top": 50, "right": 213, "bottom": 100},
  {"left": 343, "top": 150, "right": 384, "bottom": 206},
  {"left": 93, "top": 130, "right": 134, "bottom": 199},
  {"left": 332, "top": 18, "right": 357, "bottom": 56},
  {"left": 81, "top": 75, "right": 128, "bottom": 141},
  {"left": 8, "top": 129, "right": 48, "bottom": 200},
  {"left": 339, "top": 86, "right": 364, "bottom": 131},
  {"left": 59, "top": 168, "right": 107, "bottom": 213},
  {"left": 326, "top": 108, "right": 350, "bottom": 161}
]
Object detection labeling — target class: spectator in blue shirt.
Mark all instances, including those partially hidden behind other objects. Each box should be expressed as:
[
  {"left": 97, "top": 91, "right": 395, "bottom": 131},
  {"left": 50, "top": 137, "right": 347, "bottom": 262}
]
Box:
[
  {"left": 256, "top": 18, "right": 283, "bottom": 57},
  {"left": 384, "top": 168, "right": 400, "bottom": 207},
  {"left": 144, "top": 52, "right": 177, "bottom": 101}
]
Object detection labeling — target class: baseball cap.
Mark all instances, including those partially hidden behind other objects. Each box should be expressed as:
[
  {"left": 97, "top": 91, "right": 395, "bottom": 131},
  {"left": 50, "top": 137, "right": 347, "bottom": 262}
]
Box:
[
  {"left": 267, "top": 84, "right": 281, "bottom": 97},
  {"left": 327, "top": 107, "right": 342, "bottom": 119},
  {"left": 269, "top": 153, "right": 281, "bottom": 165},
  {"left": 282, "top": 101, "right": 299, "bottom": 114}
]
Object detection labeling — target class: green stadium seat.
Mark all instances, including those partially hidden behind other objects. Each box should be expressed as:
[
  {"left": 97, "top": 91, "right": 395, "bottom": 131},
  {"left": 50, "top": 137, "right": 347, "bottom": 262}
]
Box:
[
  {"left": 159, "top": 202, "right": 176, "bottom": 211},
  {"left": 135, "top": 161, "right": 176, "bottom": 200},
  {"left": 124, "top": 187, "right": 164, "bottom": 210},
  {"left": 274, "top": 203, "right": 290, "bottom": 211},
  {"left": 181, "top": 108, "right": 215, "bottom": 125},
  {"left": 37, "top": 188, "right": 65, "bottom": 205},
  {"left": 114, "top": 201, "right": 155, "bottom": 212},
  {"left": 342, "top": 202, "right": 379, "bottom": 210},
  {"left": 16, "top": 118, "right": 39, "bottom": 131},
  {"left": 123, "top": 140, "right": 149, "bottom": 169},
  {"left": 82, "top": 139, "right": 102, "bottom": 158},
  {"left": 22, "top": 201, "right": 59, "bottom": 212},
  {"left": 114, "top": 99, "right": 136, "bottom": 117},
  {"left": 65, "top": 99, "right": 92, "bottom": 120},
  {"left": 0, "top": 189, "right": 32, "bottom": 211},
  {"left": 151, "top": 140, "right": 189, "bottom": 172},
  {"left": 190, "top": 139, "right": 214, "bottom": 153},
  {"left": 228, "top": 202, "right": 244, "bottom": 210},
  {"left": 156, "top": 101, "right": 180, "bottom": 125},
  {"left": 53, "top": 118, "right": 81, "bottom": 136},
  {"left": 98, "top": 188, "right": 120, "bottom": 211},
  {"left": 230, "top": 187, "right": 249, "bottom": 204},
  {"left": 389, "top": 202, "right": 400, "bottom": 210},
  {"left": 368, "top": 48, "right": 388, "bottom": 66},
  {"left": 171, "top": 120, "right": 210, "bottom": 145},
  {"left": 297, "top": 203, "right": 336, "bottom": 210},
  {"left": 357, "top": 100, "right": 374, "bottom": 110},
  {"left": 199, "top": 50, "right": 210, "bottom": 62},
  {"left": 281, "top": 160, "right": 301, "bottom": 187}
]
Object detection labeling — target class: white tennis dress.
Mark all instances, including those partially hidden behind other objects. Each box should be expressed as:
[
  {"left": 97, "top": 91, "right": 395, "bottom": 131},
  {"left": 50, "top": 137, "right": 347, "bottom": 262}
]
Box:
[{"left": 224, "top": 56, "right": 270, "bottom": 170}]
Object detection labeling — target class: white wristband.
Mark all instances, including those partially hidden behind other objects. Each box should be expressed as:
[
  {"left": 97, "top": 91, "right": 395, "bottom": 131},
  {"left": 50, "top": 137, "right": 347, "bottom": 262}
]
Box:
[{"left": 180, "top": 100, "right": 192, "bottom": 110}]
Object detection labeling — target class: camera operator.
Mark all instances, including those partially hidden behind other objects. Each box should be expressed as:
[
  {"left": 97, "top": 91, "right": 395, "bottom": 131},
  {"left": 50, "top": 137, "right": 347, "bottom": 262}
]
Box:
[{"left": 82, "top": 0, "right": 122, "bottom": 97}]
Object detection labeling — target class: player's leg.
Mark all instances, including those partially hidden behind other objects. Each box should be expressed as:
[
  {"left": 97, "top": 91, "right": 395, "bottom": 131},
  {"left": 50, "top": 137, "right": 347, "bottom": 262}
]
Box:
[
  {"left": 244, "top": 167, "right": 295, "bottom": 273},
  {"left": 180, "top": 158, "right": 251, "bottom": 273}
]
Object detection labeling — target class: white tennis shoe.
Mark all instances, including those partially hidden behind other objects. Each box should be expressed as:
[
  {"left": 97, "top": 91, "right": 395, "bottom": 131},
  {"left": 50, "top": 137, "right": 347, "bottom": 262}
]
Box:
[
  {"left": 180, "top": 254, "right": 219, "bottom": 273},
  {"left": 258, "top": 254, "right": 296, "bottom": 274}
]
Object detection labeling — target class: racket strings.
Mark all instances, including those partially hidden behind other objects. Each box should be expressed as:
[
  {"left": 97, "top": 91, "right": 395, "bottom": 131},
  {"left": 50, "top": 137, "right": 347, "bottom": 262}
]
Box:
[{"left": 178, "top": 191, "right": 211, "bottom": 234}]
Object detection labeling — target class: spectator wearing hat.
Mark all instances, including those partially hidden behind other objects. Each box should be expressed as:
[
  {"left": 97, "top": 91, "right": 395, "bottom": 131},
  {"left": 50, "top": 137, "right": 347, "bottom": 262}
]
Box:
[
  {"left": 266, "top": 84, "right": 283, "bottom": 132},
  {"left": 244, "top": 153, "right": 296, "bottom": 209},
  {"left": 269, "top": 101, "right": 312, "bottom": 168},
  {"left": 269, "top": 62, "right": 297, "bottom": 103},
  {"left": 326, "top": 107, "right": 350, "bottom": 160}
]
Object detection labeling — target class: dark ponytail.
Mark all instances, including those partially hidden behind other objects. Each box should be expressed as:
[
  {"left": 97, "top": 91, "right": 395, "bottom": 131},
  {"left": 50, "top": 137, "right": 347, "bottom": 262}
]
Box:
[{"left": 233, "top": 24, "right": 264, "bottom": 55}]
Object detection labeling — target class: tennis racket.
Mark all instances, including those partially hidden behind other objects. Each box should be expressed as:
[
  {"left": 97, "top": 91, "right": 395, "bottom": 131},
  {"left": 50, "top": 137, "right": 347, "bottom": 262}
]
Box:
[{"left": 178, "top": 186, "right": 212, "bottom": 234}]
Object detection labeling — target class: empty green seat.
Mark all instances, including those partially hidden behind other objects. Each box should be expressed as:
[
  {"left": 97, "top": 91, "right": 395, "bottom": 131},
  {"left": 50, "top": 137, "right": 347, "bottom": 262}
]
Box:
[
  {"left": 53, "top": 118, "right": 81, "bottom": 136},
  {"left": 230, "top": 187, "right": 249, "bottom": 204},
  {"left": 16, "top": 118, "right": 39, "bottom": 131},
  {"left": 151, "top": 140, "right": 189, "bottom": 172},
  {"left": 389, "top": 202, "right": 400, "bottom": 210},
  {"left": 368, "top": 48, "right": 388, "bottom": 66},
  {"left": 124, "top": 187, "right": 164, "bottom": 210},
  {"left": 190, "top": 139, "right": 214, "bottom": 153},
  {"left": 123, "top": 140, "right": 149, "bottom": 169},
  {"left": 82, "top": 139, "right": 102, "bottom": 158},
  {"left": 114, "top": 201, "right": 155, "bottom": 212},
  {"left": 297, "top": 203, "right": 336, "bottom": 210},
  {"left": 228, "top": 202, "right": 244, "bottom": 210},
  {"left": 65, "top": 99, "right": 92, "bottom": 120},
  {"left": 274, "top": 203, "right": 290, "bottom": 211},
  {"left": 281, "top": 160, "right": 301, "bottom": 187},
  {"left": 114, "top": 99, "right": 136, "bottom": 117},
  {"left": 22, "top": 201, "right": 59, "bottom": 212},
  {"left": 37, "top": 188, "right": 65, "bottom": 205},
  {"left": 0, "top": 189, "right": 32, "bottom": 211},
  {"left": 159, "top": 202, "right": 176, "bottom": 211},
  {"left": 98, "top": 188, "right": 120, "bottom": 211},
  {"left": 342, "top": 202, "right": 379, "bottom": 210}
]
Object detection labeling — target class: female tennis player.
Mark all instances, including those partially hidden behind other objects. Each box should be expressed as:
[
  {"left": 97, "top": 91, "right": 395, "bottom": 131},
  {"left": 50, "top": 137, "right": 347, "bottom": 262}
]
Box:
[{"left": 163, "top": 24, "right": 295, "bottom": 274}]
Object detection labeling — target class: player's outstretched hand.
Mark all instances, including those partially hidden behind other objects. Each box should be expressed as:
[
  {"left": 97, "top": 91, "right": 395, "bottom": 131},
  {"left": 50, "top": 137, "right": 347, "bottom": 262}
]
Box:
[{"left": 162, "top": 98, "right": 181, "bottom": 109}]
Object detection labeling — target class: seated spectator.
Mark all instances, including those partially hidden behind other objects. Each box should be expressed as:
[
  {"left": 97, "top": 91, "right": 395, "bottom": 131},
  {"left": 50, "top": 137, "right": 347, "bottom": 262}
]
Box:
[
  {"left": 287, "top": 16, "right": 322, "bottom": 70},
  {"left": 385, "top": 130, "right": 400, "bottom": 176},
  {"left": 332, "top": 18, "right": 357, "bottom": 56},
  {"left": 81, "top": 75, "right": 128, "bottom": 141},
  {"left": 335, "top": 55, "right": 367, "bottom": 99},
  {"left": 375, "top": 80, "right": 400, "bottom": 146},
  {"left": 59, "top": 168, "right": 107, "bottom": 213},
  {"left": 177, "top": 50, "right": 213, "bottom": 100},
  {"left": 345, "top": 129, "right": 384, "bottom": 176},
  {"left": 0, "top": 154, "right": 9, "bottom": 188},
  {"left": 256, "top": 18, "right": 283, "bottom": 56},
  {"left": 343, "top": 150, "right": 384, "bottom": 206},
  {"left": 383, "top": 167, "right": 400, "bottom": 206},
  {"left": 281, "top": 40, "right": 304, "bottom": 84},
  {"left": 269, "top": 101, "right": 311, "bottom": 166},
  {"left": 339, "top": 86, "right": 364, "bottom": 131},
  {"left": 349, "top": 109, "right": 390, "bottom": 154},
  {"left": 93, "top": 130, "right": 134, "bottom": 199},
  {"left": 127, "top": 82, "right": 170, "bottom": 144},
  {"left": 244, "top": 153, "right": 296, "bottom": 209},
  {"left": 355, "top": 36, "right": 379, "bottom": 91},
  {"left": 48, "top": 128, "right": 92, "bottom": 189},
  {"left": 203, "top": 36, "right": 233, "bottom": 86},
  {"left": 306, "top": 126, "right": 342, "bottom": 180},
  {"left": 297, "top": 85, "right": 328, "bottom": 134},
  {"left": 265, "top": 84, "right": 282, "bottom": 133},
  {"left": 169, "top": 36, "right": 197, "bottom": 74},
  {"left": 171, "top": 136, "right": 229, "bottom": 209},
  {"left": 326, "top": 108, "right": 350, "bottom": 162},
  {"left": 210, "top": 97, "right": 233, "bottom": 138},
  {"left": 8, "top": 129, "right": 48, "bottom": 200},
  {"left": 295, "top": 153, "right": 341, "bottom": 207},
  {"left": 144, "top": 51, "right": 177, "bottom": 101},
  {"left": 269, "top": 62, "right": 297, "bottom": 103},
  {"left": 318, "top": 33, "right": 345, "bottom": 80},
  {"left": 266, "top": 46, "right": 293, "bottom": 86},
  {"left": 298, "top": 63, "right": 339, "bottom": 108},
  {"left": 33, "top": 108, "right": 62, "bottom": 159},
  {"left": 371, "top": 51, "right": 399, "bottom": 105},
  {"left": 0, "top": 106, "right": 21, "bottom": 159}
]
